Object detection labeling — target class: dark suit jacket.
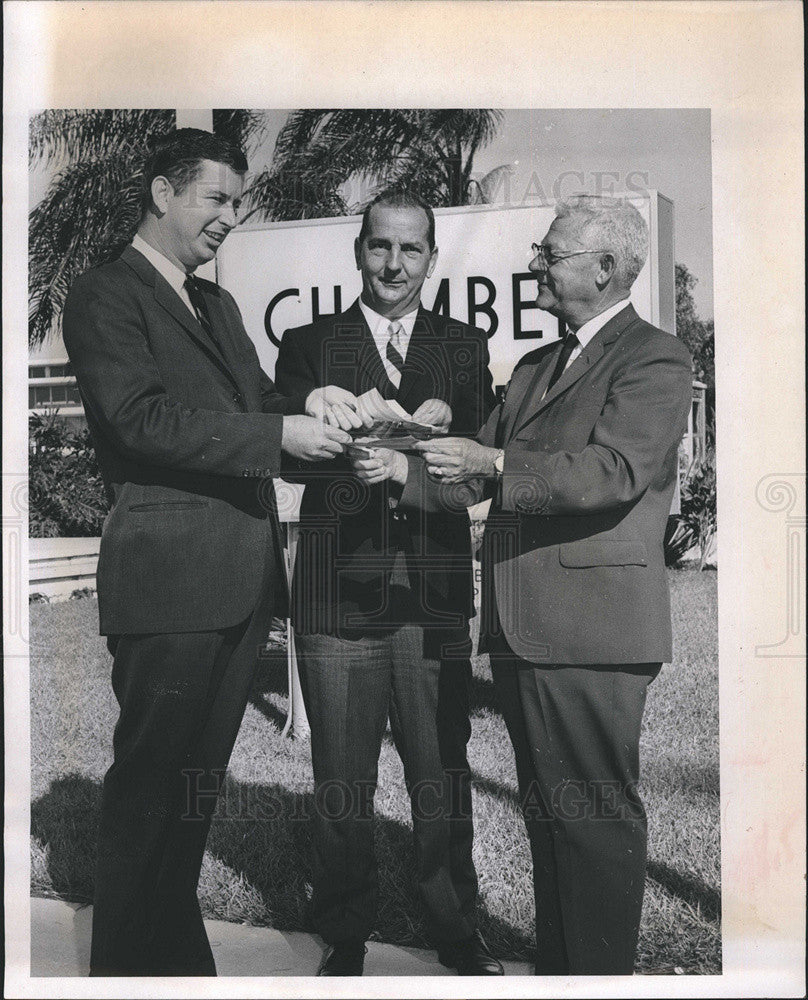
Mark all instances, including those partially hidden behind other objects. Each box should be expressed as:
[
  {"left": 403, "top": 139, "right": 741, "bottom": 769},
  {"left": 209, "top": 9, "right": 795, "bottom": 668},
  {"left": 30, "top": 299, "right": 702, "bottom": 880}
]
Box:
[
  {"left": 63, "top": 245, "right": 306, "bottom": 636},
  {"left": 399, "top": 304, "right": 693, "bottom": 664},
  {"left": 275, "top": 299, "right": 495, "bottom": 634}
]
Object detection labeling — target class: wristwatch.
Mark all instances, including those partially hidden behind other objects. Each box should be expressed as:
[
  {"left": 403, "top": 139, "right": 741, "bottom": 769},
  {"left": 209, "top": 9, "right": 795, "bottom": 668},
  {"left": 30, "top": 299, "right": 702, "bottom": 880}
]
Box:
[{"left": 493, "top": 449, "right": 505, "bottom": 477}]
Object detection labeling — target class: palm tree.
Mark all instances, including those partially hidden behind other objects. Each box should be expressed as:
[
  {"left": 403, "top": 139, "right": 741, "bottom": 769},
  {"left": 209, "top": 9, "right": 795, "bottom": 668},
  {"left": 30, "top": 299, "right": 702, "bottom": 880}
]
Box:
[
  {"left": 28, "top": 110, "right": 265, "bottom": 347},
  {"left": 241, "top": 109, "right": 504, "bottom": 222},
  {"left": 29, "top": 110, "right": 171, "bottom": 347}
]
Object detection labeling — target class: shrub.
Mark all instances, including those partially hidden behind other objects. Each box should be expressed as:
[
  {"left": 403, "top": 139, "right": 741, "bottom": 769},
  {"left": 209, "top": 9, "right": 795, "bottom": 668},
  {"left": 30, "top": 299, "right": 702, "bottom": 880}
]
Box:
[
  {"left": 665, "top": 446, "right": 717, "bottom": 570},
  {"left": 29, "top": 412, "right": 109, "bottom": 537},
  {"left": 69, "top": 587, "right": 96, "bottom": 600}
]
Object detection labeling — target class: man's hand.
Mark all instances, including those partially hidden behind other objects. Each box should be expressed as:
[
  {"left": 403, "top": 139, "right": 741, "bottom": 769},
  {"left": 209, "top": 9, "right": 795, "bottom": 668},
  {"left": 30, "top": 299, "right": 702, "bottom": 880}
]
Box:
[
  {"left": 412, "top": 438, "right": 500, "bottom": 483},
  {"left": 282, "top": 415, "right": 352, "bottom": 461},
  {"left": 305, "top": 386, "right": 369, "bottom": 432},
  {"left": 348, "top": 446, "right": 408, "bottom": 486},
  {"left": 411, "top": 398, "right": 451, "bottom": 430}
]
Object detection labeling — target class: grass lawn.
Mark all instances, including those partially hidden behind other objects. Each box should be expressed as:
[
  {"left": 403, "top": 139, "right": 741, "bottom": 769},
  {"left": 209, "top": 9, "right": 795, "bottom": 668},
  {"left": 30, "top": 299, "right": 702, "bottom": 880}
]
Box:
[{"left": 30, "top": 568, "right": 720, "bottom": 974}]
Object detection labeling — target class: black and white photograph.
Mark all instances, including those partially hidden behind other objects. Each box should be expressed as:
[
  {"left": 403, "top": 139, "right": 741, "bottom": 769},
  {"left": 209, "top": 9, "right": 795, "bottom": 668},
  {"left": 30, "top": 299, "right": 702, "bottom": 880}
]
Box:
[{"left": 3, "top": 3, "right": 804, "bottom": 998}]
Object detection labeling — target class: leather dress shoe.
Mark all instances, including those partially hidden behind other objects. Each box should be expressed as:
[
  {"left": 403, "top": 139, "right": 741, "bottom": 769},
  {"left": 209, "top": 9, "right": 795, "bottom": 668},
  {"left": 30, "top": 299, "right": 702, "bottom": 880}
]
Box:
[
  {"left": 437, "top": 930, "right": 504, "bottom": 975},
  {"left": 317, "top": 943, "right": 367, "bottom": 976}
]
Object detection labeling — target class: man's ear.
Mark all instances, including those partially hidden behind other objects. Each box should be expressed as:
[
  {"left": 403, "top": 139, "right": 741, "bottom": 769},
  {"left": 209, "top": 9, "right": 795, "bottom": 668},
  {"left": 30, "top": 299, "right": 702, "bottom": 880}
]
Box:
[
  {"left": 150, "top": 175, "right": 173, "bottom": 215},
  {"left": 595, "top": 252, "right": 617, "bottom": 289},
  {"left": 427, "top": 246, "right": 439, "bottom": 278}
]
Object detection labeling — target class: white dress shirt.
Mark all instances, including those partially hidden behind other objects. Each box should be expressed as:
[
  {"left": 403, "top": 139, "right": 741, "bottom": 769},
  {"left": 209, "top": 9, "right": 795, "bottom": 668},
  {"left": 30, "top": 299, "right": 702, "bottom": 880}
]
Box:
[
  {"left": 131, "top": 234, "right": 196, "bottom": 318},
  {"left": 358, "top": 297, "right": 420, "bottom": 387},
  {"left": 565, "top": 297, "right": 631, "bottom": 369}
]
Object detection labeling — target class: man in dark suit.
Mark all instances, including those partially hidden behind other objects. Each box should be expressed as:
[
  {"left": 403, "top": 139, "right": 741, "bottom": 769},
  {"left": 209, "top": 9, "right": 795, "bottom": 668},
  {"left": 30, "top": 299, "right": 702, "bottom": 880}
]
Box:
[
  {"left": 413, "top": 195, "right": 693, "bottom": 975},
  {"left": 62, "top": 128, "right": 352, "bottom": 976},
  {"left": 274, "top": 189, "right": 502, "bottom": 975}
]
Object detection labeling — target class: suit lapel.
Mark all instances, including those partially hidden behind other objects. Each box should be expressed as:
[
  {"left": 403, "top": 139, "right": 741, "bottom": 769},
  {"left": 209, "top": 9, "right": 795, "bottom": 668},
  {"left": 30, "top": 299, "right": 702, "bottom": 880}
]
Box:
[
  {"left": 499, "top": 356, "right": 551, "bottom": 445},
  {"left": 342, "top": 299, "right": 398, "bottom": 397},
  {"left": 122, "top": 247, "right": 242, "bottom": 394},
  {"left": 335, "top": 299, "right": 391, "bottom": 397},
  {"left": 512, "top": 303, "right": 638, "bottom": 437},
  {"left": 199, "top": 285, "right": 251, "bottom": 380},
  {"left": 507, "top": 343, "right": 563, "bottom": 440}
]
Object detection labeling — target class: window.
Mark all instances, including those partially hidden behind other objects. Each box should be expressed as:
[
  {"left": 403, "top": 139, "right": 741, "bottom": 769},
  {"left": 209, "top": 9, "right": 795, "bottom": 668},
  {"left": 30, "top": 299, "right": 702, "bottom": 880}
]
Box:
[
  {"left": 29, "top": 362, "right": 73, "bottom": 380},
  {"left": 28, "top": 379, "right": 83, "bottom": 411}
]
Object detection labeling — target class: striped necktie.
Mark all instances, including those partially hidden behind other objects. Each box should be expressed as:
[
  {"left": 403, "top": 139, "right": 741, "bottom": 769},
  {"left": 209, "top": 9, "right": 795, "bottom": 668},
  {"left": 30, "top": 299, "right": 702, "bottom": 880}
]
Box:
[{"left": 385, "top": 321, "right": 405, "bottom": 388}]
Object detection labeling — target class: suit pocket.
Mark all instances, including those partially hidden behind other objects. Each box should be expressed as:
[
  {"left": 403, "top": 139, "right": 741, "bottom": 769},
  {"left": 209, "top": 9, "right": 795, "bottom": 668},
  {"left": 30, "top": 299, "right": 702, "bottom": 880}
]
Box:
[
  {"left": 128, "top": 500, "right": 209, "bottom": 512},
  {"left": 558, "top": 539, "right": 648, "bottom": 567}
]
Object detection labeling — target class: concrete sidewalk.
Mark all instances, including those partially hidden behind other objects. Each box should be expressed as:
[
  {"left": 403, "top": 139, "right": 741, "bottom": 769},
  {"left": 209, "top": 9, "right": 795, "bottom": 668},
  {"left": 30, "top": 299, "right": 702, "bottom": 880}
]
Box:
[{"left": 31, "top": 897, "right": 531, "bottom": 977}]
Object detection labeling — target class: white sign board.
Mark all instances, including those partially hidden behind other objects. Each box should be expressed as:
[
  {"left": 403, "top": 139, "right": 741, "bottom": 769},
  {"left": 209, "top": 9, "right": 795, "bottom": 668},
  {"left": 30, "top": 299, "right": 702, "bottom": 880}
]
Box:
[{"left": 217, "top": 194, "right": 674, "bottom": 389}]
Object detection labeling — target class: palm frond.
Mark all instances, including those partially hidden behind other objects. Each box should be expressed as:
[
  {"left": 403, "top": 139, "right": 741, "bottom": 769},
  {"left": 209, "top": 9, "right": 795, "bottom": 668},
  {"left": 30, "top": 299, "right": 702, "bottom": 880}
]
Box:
[
  {"left": 241, "top": 164, "right": 349, "bottom": 223},
  {"left": 212, "top": 110, "right": 268, "bottom": 155},
  {"left": 475, "top": 163, "right": 516, "bottom": 204},
  {"left": 263, "top": 109, "right": 503, "bottom": 220},
  {"left": 29, "top": 154, "right": 144, "bottom": 346},
  {"left": 425, "top": 109, "right": 503, "bottom": 150},
  {"left": 272, "top": 110, "right": 336, "bottom": 160},
  {"left": 29, "top": 109, "right": 173, "bottom": 168}
]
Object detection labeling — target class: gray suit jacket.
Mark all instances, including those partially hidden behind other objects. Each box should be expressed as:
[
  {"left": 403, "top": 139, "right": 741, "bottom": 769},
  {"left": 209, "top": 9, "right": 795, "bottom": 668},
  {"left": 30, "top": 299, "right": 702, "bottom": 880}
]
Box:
[
  {"left": 400, "top": 304, "right": 693, "bottom": 664},
  {"left": 63, "top": 245, "right": 306, "bottom": 635}
]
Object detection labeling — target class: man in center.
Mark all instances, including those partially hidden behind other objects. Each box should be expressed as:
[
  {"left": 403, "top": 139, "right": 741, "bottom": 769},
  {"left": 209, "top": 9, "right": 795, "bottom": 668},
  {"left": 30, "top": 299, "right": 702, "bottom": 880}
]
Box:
[{"left": 274, "top": 189, "right": 500, "bottom": 976}]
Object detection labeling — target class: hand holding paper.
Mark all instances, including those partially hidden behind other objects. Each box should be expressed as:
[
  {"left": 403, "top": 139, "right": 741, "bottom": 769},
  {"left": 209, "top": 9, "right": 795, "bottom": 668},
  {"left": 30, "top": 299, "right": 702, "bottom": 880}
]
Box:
[
  {"left": 411, "top": 398, "right": 452, "bottom": 431},
  {"left": 282, "top": 415, "right": 352, "bottom": 462},
  {"left": 305, "top": 386, "right": 370, "bottom": 432},
  {"left": 348, "top": 390, "right": 451, "bottom": 452},
  {"left": 412, "top": 436, "right": 500, "bottom": 482},
  {"left": 354, "top": 388, "right": 411, "bottom": 426}
]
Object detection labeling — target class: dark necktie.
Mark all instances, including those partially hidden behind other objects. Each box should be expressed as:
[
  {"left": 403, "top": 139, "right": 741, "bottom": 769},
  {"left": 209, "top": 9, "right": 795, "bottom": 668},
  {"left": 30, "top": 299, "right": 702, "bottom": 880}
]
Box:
[
  {"left": 385, "top": 321, "right": 405, "bottom": 388},
  {"left": 184, "top": 275, "right": 218, "bottom": 348},
  {"left": 546, "top": 332, "right": 579, "bottom": 392}
]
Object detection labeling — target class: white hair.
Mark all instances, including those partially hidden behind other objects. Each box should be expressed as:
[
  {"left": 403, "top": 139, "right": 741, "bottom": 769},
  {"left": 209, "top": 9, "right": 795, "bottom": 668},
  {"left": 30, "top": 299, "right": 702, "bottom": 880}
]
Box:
[{"left": 554, "top": 195, "right": 649, "bottom": 287}]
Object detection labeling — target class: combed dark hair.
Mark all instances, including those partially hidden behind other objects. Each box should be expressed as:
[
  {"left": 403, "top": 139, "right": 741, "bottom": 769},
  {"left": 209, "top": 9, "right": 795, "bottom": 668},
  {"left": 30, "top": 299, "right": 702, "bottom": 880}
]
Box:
[
  {"left": 141, "top": 128, "right": 248, "bottom": 214},
  {"left": 358, "top": 188, "right": 436, "bottom": 249}
]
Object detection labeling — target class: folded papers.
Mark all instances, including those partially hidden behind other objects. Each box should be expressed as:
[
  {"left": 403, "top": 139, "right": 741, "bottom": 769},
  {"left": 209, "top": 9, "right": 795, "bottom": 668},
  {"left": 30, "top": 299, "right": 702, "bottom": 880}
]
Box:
[{"left": 347, "top": 389, "right": 448, "bottom": 453}]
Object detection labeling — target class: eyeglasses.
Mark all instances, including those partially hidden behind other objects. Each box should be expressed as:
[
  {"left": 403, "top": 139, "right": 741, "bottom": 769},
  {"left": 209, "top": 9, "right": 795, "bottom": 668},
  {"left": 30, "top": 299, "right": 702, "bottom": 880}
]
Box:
[{"left": 530, "top": 243, "right": 610, "bottom": 270}]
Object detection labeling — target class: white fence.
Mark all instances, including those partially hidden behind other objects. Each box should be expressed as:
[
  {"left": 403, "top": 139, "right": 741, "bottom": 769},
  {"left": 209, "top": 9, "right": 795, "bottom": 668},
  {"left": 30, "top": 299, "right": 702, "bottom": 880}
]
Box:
[{"left": 29, "top": 537, "right": 100, "bottom": 601}]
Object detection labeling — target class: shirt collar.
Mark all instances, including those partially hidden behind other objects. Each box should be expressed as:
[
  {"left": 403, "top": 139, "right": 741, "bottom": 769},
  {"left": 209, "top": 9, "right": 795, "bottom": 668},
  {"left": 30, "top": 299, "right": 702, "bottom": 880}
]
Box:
[
  {"left": 572, "top": 297, "right": 631, "bottom": 349},
  {"left": 358, "top": 296, "right": 420, "bottom": 350},
  {"left": 131, "top": 233, "right": 189, "bottom": 297}
]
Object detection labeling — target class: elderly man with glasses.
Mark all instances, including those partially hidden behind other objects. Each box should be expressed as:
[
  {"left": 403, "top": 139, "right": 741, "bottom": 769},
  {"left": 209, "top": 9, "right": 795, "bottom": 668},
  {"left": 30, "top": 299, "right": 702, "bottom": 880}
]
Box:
[{"left": 409, "top": 195, "right": 693, "bottom": 975}]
